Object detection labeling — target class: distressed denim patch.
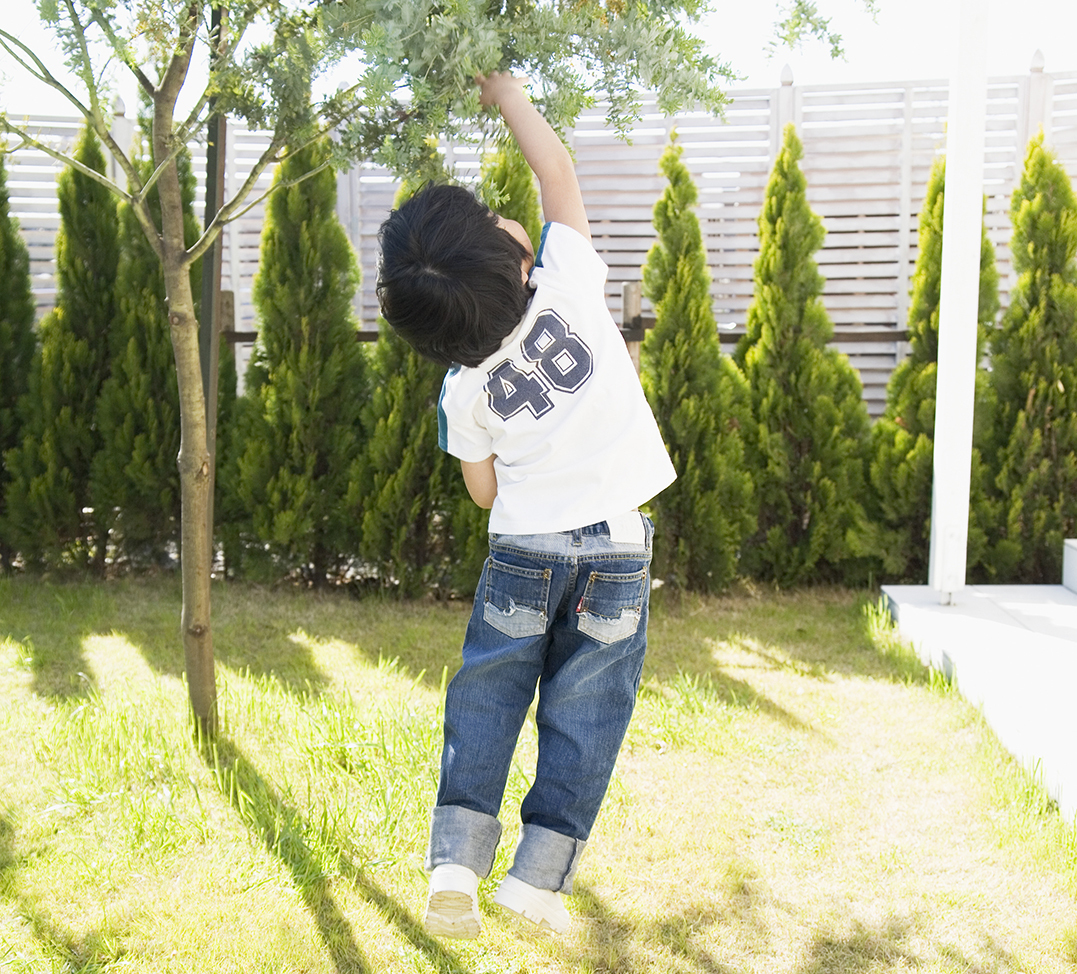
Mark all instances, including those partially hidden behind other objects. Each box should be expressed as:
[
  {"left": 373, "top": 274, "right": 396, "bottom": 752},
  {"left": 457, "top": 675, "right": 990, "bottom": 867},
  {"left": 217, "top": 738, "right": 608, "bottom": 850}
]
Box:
[
  {"left": 576, "top": 567, "right": 647, "bottom": 644},
  {"left": 482, "top": 557, "right": 551, "bottom": 638}
]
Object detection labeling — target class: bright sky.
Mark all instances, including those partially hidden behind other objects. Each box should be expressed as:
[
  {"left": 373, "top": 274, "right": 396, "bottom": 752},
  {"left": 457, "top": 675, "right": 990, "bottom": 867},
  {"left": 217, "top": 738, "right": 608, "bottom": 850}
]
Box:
[{"left": 0, "top": 0, "right": 1072, "bottom": 116}]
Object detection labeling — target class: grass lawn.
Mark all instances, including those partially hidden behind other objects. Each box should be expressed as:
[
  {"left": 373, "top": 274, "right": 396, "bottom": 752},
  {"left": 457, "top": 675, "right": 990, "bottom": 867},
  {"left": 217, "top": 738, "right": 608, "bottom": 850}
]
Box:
[{"left": 1, "top": 576, "right": 1075, "bottom": 973}]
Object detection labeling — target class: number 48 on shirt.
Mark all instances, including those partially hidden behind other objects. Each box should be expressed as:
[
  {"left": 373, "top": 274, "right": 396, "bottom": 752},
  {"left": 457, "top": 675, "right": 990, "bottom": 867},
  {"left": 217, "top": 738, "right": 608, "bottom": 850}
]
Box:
[{"left": 485, "top": 310, "right": 594, "bottom": 420}]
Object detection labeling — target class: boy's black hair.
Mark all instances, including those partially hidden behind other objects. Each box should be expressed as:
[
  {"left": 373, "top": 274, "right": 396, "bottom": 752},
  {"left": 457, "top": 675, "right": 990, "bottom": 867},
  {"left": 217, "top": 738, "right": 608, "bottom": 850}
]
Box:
[{"left": 377, "top": 183, "right": 533, "bottom": 368}]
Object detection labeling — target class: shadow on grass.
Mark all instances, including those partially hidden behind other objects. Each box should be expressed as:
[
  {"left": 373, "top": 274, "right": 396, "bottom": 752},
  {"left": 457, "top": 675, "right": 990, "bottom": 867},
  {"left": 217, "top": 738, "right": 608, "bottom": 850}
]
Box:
[
  {"left": 792, "top": 921, "right": 1023, "bottom": 974},
  {"left": 0, "top": 810, "right": 124, "bottom": 973},
  {"left": 1, "top": 576, "right": 333, "bottom": 698},
  {"left": 96, "top": 580, "right": 335, "bottom": 695},
  {"left": 300, "top": 594, "right": 469, "bottom": 693},
  {"left": 574, "top": 882, "right": 742, "bottom": 973},
  {"left": 0, "top": 579, "right": 103, "bottom": 699},
  {"left": 707, "top": 668, "right": 814, "bottom": 731},
  {"left": 646, "top": 587, "right": 932, "bottom": 690},
  {"left": 202, "top": 736, "right": 474, "bottom": 974},
  {"left": 574, "top": 883, "right": 1024, "bottom": 974}
]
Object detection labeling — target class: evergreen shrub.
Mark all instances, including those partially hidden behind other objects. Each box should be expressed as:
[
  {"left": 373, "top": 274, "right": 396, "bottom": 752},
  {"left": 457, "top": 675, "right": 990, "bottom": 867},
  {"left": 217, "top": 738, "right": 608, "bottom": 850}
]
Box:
[
  {"left": 233, "top": 143, "right": 369, "bottom": 585},
  {"left": 349, "top": 323, "right": 450, "bottom": 597},
  {"left": 984, "top": 133, "right": 1077, "bottom": 582},
  {"left": 0, "top": 153, "right": 36, "bottom": 572},
  {"left": 738, "top": 124, "right": 872, "bottom": 586},
  {"left": 641, "top": 136, "right": 754, "bottom": 592},
  {"left": 866, "top": 157, "right": 999, "bottom": 582},
  {"left": 4, "top": 127, "right": 118, "bottom": 572},
  {"left": 90, "top": 123, "right": 201, "bottom": 569}
]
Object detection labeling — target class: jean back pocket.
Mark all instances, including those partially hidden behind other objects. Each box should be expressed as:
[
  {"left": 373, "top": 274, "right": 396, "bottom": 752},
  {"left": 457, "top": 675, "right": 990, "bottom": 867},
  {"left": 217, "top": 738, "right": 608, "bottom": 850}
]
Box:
[
  {"left": 576, "top": 568, "right": 647, "bottom": 644},
  {"left": 483, "top": 558, "right": 552, "bottom": 639}
]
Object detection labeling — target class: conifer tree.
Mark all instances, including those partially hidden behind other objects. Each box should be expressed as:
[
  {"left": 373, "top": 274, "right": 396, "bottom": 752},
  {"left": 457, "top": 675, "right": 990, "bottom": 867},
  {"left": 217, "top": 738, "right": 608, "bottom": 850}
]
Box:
[
  {"left": 640, "top": 137, "right": 754, "bottom": 591},
  {"left": 212, "top": 333, "right": 242, "bottom": 576},
  {"left": 478, "top": 142, "right": 542, "bottom": 252},
  {"left": 349, "top": 324, "right": 451, "bottom": 596},
  {"left": 236, "top": 143, "right": 368, "bottom": 585},
  {"left": 866, "top": 157, "right": 999, "bottom": 581},
  {"left": 985, "top": 133, "right": 1077, "bottom": 582},
  {"left": 4, "top": 127, "right": 118, "bottom": 571},
  {"left": 0, "top": 154, "right": 37, "bottom": 572},
  {"left": 739, "top": 124, "right": 872, "bottom": 586},
  {"left": 90, "top": 122, "right": 201, "bottom": 568}
]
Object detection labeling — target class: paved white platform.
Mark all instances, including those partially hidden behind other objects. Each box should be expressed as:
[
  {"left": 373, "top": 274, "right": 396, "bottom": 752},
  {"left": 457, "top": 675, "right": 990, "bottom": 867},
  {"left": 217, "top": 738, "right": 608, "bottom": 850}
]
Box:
[{"left": 882, "top": 578, "right": 1077, "bottom": 824}]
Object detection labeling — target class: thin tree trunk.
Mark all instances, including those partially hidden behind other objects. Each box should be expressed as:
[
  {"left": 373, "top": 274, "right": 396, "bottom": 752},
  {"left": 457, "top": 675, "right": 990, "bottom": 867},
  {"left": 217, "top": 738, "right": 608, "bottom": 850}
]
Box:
[
  {"left": 167, "top": 254, "right": 218, "bottom": 735},
  {"left": 151, "top": 25, "right": 219, "bottom": 735}
]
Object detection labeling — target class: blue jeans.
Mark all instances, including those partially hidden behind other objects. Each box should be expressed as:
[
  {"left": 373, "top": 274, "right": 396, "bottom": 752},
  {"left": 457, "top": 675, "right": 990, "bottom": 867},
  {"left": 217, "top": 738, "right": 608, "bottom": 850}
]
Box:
[{"left": 426, "top": 515, "right": 654, "bottom": 893}]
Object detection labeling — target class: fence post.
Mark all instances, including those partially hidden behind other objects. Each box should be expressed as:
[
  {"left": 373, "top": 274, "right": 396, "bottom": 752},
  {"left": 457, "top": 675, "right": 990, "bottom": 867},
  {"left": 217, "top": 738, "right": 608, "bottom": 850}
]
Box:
[
  {"left": 223, "top": 119, "right": 240, "bottom": 329},
  {"left": 622, "top": 280, "right": 643, "bottom": 375},
  {"left": 337, "top": 165, "right": 364, "bottom": 322},
  {"left": 895, "top": 85, "right": 915, "bottom": 347},
  {"left": 770, "top": 63, "right": 797, "bottom": 161},
  {"left": 107, "top": 97, "right": 135, "bottom": 187},
  {"left": 1018, "top": 50, "right": 1053, "bottom": 154}
]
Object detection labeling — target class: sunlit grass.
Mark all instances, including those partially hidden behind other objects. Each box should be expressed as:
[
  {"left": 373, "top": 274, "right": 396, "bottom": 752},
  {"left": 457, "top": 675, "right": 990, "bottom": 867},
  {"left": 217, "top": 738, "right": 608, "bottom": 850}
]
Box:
[{"left": 1, "top": 576, "right": 1076, "bottom": 973}]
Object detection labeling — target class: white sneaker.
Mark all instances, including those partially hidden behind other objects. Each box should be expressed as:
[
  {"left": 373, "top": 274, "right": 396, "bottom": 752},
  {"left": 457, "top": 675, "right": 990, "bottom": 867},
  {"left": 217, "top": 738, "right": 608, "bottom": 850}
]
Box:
[
  {"left": 493, "top": 874, "right": 571, "bottom": 934},
  {"left": 424, "top": 863, "right": 481, "bottom": 939}
]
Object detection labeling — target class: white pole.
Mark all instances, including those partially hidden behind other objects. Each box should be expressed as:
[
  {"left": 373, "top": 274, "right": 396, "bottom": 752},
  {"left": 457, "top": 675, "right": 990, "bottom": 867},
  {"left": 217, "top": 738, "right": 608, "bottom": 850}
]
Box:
[{"left": 928, "top": 0, "right": 989, "bottom": 603}]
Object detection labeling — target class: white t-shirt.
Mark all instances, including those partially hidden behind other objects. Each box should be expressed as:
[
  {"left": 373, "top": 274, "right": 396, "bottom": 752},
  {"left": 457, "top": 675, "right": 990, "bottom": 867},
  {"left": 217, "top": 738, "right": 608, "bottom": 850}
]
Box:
[{"left": 437, "top": 222, "right": 676, "bottom": 535}]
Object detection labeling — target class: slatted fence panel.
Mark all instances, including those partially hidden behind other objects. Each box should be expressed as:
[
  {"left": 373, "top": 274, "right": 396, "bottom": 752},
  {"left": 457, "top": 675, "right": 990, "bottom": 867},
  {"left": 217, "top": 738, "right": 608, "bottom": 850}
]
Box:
[
  {"left": 5, "top": 63, "right": 1075, "bottom": 415},
  {"left": 4, "top": 116, "right": 86, "bottom": 318}
]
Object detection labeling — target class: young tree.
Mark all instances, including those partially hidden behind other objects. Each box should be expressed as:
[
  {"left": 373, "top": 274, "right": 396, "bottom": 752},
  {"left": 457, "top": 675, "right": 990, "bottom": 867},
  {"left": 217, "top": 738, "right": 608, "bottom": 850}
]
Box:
[
  {"left": 0, "top": 153, "right": 36, "bottom": 573},
  {"left": 865, "top": 157, "right": 999, "bottom": 582},
  {"left": 641, "top": 137, "right": 754, "bottom": 591},
  {"left": 985, "top": 133, "right": 1077, "bottom": 583},
  {"left": 350, "top": 324, "right": 451, "bottom": 597},
  {"left": 236, "top": 142, "right": 368, "bottom": 586},
  {"left": 739, "top": 124, "right": 872, "bottom": 586},
  {"left": 4, "top": 126, "right": 118, "bottom": 572},
  {"left": 90, "top": 122, "right": 201, "bottom": 569},
  {"left": 0, "top": 0, "right": 806, "bottom": 731}
]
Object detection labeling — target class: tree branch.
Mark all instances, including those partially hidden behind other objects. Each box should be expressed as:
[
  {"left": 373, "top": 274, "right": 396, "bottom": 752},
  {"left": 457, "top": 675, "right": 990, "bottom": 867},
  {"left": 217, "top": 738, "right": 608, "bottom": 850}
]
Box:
[
  {"left": 0, "top": 29, "right": 92, "bottom": 119},
  {"left": 87, "top": 7, "right": 156, "bottom": 95},
  {"left": 166, "top": 3, "right": 257, "bottom": 153},
  {"left": 0, "top": 119, "right": 131, "bottom": 203},
  {"left": 0, "top": 29, "right": 147, "bottom": 210},
  {"left": 60, "top": 0, "right": 108, "bottom": 123},
  {"left": 185, "top": 134, "right": 287, "bottom": 265},
  {"left": 158, "top": 1, "right": 203, "bottom": 110},
  {"left": 189, "top": 157, "right": 339, "bottom": 268},
  {"left": 172, "top": 92, "right": 215, "bottom": 151}
]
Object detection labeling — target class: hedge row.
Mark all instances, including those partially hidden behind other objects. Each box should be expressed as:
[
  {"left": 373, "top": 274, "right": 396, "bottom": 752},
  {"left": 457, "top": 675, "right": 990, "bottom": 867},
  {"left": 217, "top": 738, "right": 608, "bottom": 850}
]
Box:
[{"left": 1, "top": 124, "right": 1074, "bottom": 591}]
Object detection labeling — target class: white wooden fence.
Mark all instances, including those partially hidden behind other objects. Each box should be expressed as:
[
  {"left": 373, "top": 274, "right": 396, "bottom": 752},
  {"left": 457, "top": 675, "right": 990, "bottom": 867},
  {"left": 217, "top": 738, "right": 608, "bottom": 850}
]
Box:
[{"left": 4, "top": 56, "right": 1075, "bottom": 414}]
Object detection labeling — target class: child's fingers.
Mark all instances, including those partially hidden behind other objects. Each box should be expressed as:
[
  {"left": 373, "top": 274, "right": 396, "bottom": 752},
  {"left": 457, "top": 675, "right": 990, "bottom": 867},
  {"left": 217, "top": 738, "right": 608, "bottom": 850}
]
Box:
[{"left": 476, "top": 71, "right": 527, "bottom": 109}]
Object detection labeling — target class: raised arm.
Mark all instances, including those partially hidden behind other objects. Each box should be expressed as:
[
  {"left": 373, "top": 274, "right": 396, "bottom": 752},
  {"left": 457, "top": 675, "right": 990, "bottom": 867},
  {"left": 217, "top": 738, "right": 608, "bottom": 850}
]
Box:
[{"left": 476, "top": 72, "right": 590, "bottom": 242}]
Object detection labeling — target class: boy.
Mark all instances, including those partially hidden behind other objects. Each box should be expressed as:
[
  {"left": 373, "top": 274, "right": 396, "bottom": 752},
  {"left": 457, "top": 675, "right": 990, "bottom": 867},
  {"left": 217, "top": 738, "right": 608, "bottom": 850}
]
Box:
[{"left": 377, "top": 72, "right": 676, "bottom": 938}]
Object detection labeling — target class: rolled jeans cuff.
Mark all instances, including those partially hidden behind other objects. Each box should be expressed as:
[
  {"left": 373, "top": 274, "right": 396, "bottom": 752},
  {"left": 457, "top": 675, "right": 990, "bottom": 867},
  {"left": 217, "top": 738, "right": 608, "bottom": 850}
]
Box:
[
  {"left": 508, "top": 823, "right": 587, "bottom": 893},
  {"left": 425, "top": 804, "right": 502, "bottom": 878}
]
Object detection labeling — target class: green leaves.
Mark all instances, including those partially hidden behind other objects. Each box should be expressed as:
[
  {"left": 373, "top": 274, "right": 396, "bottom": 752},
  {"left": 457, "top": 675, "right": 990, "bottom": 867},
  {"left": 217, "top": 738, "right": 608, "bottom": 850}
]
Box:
[
  {"left": 985, "top": 133, "right": 1077, "bottom": 583},
  {"left": 232, "top": 142, "right": 369, "bottom": 584},
  {"left": 4, "top": 126, "right": 118, "bottom": 572},
  {"left": 740, "top": 124, "right": 871, "bottom": 587},
  {"left": 641, "top": 137, "right": 754, "bottom": 592},
  {"left": 328, "top": 0, "right": 731, "bottom": 178}
]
